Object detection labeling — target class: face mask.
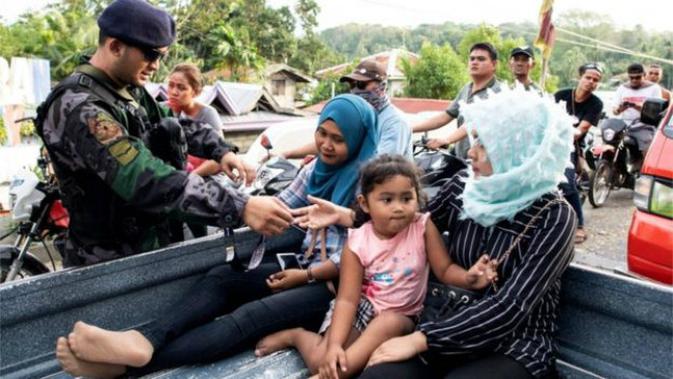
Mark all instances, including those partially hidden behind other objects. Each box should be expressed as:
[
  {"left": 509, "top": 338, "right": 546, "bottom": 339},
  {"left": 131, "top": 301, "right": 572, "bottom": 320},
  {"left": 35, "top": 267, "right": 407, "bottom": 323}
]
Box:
[{"left": 350, "top": 81, "right": 390, "bottom": 111}]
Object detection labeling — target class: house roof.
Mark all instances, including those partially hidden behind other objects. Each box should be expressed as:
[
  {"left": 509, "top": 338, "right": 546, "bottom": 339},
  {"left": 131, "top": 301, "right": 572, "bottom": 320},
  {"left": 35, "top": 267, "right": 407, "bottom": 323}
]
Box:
[
  {"left": 265, "top": 64, "right": 315, "bottom": 84},
  {"left": 221, "top": 111, "right": 299, "bottom": 132},
  {"left": 145, "top": 81, "right": 283, "bottom": 115},
  {"left": 303, "top": 97, "right": 450, "bottom": 114},
  {"left": 315, "top": 49, "right": 419, "bottom": 80}
]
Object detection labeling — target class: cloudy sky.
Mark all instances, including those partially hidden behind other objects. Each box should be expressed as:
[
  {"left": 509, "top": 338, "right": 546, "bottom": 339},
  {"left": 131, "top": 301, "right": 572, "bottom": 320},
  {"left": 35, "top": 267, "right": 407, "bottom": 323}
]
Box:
[{"left": 2, "top": 0, "right": 671, "bottom": 32}]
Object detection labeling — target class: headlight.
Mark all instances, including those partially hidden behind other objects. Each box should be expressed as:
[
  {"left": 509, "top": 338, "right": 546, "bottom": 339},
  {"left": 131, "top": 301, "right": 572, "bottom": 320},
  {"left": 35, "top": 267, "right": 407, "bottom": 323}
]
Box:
[
  {"left": 602, "top": 129, "right": 616, "bottom": 142},
  {"left": 650, "top": 180, "right": 673, "bottom": 219},
  {"left": 633, "top": 175, "right": 652, "bottom": 211}
]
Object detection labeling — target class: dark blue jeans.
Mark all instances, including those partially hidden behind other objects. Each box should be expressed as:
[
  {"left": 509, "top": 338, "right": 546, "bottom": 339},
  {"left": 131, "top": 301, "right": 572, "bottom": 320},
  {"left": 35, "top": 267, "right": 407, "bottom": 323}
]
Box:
[
  {"left": 128, "top": 262, "right": 333, "bottom": 376},
  {"left": 559, "top": 152, "right": 584, "bottom": 227}
]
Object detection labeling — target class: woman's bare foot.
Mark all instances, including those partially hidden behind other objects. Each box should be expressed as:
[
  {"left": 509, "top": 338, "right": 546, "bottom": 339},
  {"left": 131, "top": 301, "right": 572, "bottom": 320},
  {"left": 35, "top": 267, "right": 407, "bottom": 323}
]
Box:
[
  {"left": 255, "top": 328, "right": 303, "bottom": 357},
  {"left": 56, "top": 337, "right": 126, "bottom": 379},
  {"left": 67, "top": 321, "right": 154, "bottom": 367}
]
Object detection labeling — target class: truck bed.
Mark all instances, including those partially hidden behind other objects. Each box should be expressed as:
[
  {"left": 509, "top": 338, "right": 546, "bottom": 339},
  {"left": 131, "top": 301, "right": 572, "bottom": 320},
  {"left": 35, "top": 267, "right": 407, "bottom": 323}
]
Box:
[{"left": 1, "top": 230, "right": 671, "bottom": 379}]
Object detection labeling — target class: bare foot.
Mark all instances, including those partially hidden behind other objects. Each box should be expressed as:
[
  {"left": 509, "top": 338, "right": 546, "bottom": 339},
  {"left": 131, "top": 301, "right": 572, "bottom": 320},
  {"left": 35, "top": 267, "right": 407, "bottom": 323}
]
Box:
[
  {"left": 255, "top": 328, "right": 302, "bottom": 357},
  {"left": 68, "top": 321, "right": 154, "bottom": 367},
  {"left": 56, "top": 337, "right": 126, "bottom": 379}
]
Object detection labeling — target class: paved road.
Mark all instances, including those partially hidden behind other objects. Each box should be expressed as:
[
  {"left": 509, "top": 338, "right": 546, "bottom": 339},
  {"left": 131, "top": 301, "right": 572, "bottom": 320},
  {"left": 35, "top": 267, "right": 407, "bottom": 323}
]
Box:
[{"left": 573, "top": 189, "right": 633, "bottom": 272}]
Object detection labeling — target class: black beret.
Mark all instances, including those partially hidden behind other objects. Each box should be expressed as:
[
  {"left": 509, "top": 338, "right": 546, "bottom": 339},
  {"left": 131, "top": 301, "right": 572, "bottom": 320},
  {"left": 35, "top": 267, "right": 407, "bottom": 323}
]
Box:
[{"left": 98, "top": 0, "right": 176, "bottom": 49}]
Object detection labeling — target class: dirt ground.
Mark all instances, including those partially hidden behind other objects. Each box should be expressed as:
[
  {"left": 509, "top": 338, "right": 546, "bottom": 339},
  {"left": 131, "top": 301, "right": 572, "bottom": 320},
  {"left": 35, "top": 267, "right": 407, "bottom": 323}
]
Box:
[{"left": 574, "top": 189, "right": 634, "bottom": 272}]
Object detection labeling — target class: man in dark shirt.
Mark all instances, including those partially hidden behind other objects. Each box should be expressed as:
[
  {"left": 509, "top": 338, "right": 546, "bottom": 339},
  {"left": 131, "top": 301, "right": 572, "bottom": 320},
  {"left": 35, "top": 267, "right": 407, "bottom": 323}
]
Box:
[{"left": 554, "top": 63, "right": 604, "bottom": 244}]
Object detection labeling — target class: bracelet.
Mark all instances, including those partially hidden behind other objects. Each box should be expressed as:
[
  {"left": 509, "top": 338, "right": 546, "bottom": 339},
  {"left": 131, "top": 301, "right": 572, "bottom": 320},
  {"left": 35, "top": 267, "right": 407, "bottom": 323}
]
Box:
[{"left": 306, "top": 266, "right": 316, "bottom": 283}]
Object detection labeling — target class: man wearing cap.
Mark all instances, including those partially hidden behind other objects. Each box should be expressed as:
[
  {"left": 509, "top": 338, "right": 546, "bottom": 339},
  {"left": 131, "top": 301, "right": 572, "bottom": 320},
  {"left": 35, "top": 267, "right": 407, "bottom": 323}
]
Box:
[
  {"left": 509, "top": 46, "right": 542, "bottom": 93},
  {"left": 279, "top": 59, "right": 412, "bottom": 160},
  {"left": 36, "top": 0, "right": 292, "bottom": 266},
  {"left": 413, "top": 42, "right": 503, "bottom": 157},
  {"left": 554, "top": 63, "right": 604, "bottom": 244}
]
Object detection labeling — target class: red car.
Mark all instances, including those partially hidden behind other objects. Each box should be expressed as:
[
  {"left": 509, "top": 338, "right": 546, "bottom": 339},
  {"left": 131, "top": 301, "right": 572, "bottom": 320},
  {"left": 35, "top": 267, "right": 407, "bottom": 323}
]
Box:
[{"left": 627, "top": 101, "right": 673, "bottom": 285}]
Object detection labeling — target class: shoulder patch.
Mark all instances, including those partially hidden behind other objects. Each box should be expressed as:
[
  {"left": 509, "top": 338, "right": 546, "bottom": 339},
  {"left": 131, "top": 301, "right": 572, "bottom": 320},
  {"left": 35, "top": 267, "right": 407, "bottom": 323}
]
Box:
[
  {"left": 108, "top": 139, "right": 139, "bottom": 166},
  {"left": 87, "top": 112, "right": 123, "bottom": 144}
]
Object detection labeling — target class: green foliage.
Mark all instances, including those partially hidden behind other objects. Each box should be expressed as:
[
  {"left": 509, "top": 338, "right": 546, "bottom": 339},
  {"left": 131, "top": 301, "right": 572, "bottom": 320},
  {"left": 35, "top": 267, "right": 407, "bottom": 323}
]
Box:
[
  {"left": 0, "top": 117, "right": 7, "bottom": 145},
  {"left": 19, "top": 121, "right": 35, "bottom": 137},
  {"left": 402, "top": 42, "right": 467, "bottom": 99},
  {"left": 308, "top": 68, "right": 352, "bottom": 105},
  {"left": 320, "top": 17, "right": 672, "bottom": 90}
]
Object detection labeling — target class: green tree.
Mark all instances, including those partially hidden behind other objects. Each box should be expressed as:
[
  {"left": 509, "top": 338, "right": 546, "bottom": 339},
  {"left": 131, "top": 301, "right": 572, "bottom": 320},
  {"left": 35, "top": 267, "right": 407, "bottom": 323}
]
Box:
[
  {"left": 288, "top": 0, "right": 343, "bottom": 74},
  {"left": 402, "top": 42, "right": 467, "bottom": 99},
  {"left": 308, "top": 62, "right": 355, "bottom": 105}
]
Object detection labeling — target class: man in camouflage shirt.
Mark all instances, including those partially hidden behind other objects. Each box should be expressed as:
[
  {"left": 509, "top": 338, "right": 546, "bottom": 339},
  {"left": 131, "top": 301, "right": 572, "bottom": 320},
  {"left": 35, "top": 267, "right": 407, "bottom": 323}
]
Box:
[{"left": 38, "top": 0, "right": 292, "bottom": 266}]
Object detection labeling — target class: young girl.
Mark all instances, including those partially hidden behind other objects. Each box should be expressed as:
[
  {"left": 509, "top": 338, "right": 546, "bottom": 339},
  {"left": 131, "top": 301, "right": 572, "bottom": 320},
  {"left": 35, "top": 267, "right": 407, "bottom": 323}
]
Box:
[{"left": 256, "top": 154, "right": 496, "bottom": 379}]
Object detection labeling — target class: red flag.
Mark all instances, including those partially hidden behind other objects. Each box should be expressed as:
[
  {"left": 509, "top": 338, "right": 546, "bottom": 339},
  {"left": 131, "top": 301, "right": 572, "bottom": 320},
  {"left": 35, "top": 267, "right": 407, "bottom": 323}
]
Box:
[{"left": 534, "top": 0, "right": 556, "bottom": 59}]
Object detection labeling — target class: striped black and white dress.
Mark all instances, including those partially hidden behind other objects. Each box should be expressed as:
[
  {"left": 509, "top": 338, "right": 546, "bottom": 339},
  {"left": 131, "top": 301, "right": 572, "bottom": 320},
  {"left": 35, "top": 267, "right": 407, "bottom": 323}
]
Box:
[{"left": 419, "top": 172, "right": 577, "bottom": 378}]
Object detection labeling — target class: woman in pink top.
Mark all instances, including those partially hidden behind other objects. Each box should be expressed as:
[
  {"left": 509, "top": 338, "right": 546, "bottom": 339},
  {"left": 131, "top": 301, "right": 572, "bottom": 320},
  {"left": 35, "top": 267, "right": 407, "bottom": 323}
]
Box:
[{"left": 256, "top": 155, "right": 496, "bottom": 379}]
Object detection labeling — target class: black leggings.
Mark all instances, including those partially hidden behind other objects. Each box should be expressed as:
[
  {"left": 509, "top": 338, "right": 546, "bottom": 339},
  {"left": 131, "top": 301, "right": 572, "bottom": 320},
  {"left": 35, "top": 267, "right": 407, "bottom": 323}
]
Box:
[
  {"left": 127, "top": 263, "right": 333, "bottom": 376},
  {"left": 358, "top": 353, "right": 536, "bottom": 379}
]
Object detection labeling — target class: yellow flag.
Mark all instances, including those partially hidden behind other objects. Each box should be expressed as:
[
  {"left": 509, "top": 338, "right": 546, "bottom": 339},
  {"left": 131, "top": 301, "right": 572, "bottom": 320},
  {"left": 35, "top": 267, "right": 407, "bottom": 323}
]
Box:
[{"left": 534, "top": 0, "right": 556, "bottom": 60}]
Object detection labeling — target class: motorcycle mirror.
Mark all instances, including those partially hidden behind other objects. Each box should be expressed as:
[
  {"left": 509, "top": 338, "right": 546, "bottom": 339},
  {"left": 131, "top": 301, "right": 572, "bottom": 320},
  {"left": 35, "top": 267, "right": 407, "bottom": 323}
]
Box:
[
  {"left": 260, "top": 134, "right": 273, "bottom": 150},
  {"left": 641, "top": 98, "right": 667, "bottom": 126}
]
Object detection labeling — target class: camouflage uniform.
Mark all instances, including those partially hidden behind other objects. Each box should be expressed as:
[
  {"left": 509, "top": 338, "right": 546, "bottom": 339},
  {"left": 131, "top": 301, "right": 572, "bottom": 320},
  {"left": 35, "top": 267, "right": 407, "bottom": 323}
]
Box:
[{"left": 38, "top": 63, "right": 248, "bottom": 267}]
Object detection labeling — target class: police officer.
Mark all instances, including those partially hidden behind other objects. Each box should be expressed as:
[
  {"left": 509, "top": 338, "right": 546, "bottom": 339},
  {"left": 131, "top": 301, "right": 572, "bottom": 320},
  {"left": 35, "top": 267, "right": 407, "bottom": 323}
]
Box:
[{"left": 37, "top": 0, "right": 292, "bottom": 267}]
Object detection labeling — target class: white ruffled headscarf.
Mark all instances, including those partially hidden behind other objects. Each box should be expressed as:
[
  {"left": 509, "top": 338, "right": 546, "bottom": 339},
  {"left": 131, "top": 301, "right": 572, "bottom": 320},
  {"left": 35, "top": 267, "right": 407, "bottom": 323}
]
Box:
[{"left": 459, "top": 86, "right": 575, "bottom": 226}]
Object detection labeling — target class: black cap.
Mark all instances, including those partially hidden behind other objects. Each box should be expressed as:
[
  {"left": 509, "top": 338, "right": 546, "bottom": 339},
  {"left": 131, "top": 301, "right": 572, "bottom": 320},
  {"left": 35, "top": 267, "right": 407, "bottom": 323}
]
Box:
[
  {"left": 339, "top": 60, "right": 387, "bottom": 83},
  {"left": 510, "top": 46, "right": 534, "bottom": 58},
  {"left": 98, "top": 0, "right": 176, "bottom": 49}
]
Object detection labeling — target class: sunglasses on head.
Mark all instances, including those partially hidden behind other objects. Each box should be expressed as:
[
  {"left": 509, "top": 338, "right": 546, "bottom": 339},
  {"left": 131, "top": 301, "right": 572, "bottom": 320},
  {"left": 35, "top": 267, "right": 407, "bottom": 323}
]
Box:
[
  {"left": 349, "top": 80, "right": 372, "bottom": 90},
  {"left": 581, "top": 63, "right": 604, "bottom": 75}
]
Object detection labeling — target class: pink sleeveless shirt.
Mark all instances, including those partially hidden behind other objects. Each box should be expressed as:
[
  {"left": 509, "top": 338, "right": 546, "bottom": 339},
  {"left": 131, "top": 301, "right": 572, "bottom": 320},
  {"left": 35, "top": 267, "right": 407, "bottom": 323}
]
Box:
[{"left": 349, "top": 213, "right": 430, "bottom": 316}]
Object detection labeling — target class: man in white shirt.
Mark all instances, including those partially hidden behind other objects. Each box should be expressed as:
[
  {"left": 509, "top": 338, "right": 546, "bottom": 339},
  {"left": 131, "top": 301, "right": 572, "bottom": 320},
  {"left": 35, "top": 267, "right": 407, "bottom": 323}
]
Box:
[
  {"left": 613, "top": 63, "right": 663, "bottom": 155},
  {"left": 613, "top": 63, "right": 662, "bottom": 124}
]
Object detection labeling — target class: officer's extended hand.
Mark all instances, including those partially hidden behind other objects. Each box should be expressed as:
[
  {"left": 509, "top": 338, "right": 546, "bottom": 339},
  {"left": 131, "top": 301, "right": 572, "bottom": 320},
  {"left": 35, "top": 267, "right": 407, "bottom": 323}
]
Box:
[
  {"left": 220, "top": 152, "right": 256, "bottom": 186},
  {"left": 243, "top": 196, "right": 293, "bottom": 236}
]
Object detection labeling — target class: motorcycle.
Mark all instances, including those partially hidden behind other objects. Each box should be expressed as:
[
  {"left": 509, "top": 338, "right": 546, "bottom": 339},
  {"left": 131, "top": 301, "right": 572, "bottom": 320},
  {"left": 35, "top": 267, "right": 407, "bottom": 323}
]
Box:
[
  {"left": 588, "top": 98, "right": 668, "bottom": 208},
  {"left": 413, "top": 135, "right": 467, "bottom": 199},
  {"left": 223, "top": 134, "right": 298, "bottom": 197},
  {"left": 0, "top": 147, "right": 69, "bottom": 282}
]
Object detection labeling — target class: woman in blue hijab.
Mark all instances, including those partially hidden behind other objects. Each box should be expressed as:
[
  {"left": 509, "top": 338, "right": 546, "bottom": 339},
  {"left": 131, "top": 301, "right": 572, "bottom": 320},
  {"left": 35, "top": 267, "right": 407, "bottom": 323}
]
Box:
[{"left": 55, "top": 94, "right": 380, "bottom": 378}]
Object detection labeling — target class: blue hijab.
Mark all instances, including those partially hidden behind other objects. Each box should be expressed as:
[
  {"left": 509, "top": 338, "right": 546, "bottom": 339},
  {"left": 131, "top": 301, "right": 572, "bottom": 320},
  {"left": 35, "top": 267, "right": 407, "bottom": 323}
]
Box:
[{"left": 306, "top": 94, "right": 379, "bottom": 207}]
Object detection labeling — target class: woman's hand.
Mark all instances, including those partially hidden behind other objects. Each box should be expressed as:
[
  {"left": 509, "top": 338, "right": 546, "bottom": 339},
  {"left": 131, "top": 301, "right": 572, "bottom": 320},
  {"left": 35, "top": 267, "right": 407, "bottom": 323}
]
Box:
[
  {"left": 319, "top": 343, "right": 348, "bottom": 379},
  {"left": 266, "top": 269, "right": 308, "bottom": 292},
  {"left": 465, "top": 255, "right": 498, "bottom": 290},
  {"left": 367, "top": 332, "right": 427, "bottom": 367},
  {"left": 292, "top": 195, "right": 352, "bottom": 229}
]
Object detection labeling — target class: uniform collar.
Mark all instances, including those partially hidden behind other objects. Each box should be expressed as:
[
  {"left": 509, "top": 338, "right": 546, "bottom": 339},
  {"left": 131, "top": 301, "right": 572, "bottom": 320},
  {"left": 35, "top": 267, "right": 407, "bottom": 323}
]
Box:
[{"left": 75, "top": 63, "right": 136, "bottom": 102}]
